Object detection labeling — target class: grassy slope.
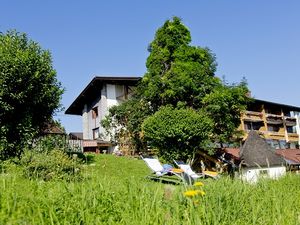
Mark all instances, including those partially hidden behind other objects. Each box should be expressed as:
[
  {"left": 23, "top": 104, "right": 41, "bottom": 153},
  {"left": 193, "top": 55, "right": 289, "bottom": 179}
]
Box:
[{"left": 1, "top": 154, "right": 300, "bottom": 225}]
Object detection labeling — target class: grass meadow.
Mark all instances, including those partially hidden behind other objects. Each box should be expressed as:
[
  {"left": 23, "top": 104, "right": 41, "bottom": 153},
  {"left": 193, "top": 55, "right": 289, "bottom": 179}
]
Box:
[{"left": 1, "top": 154, "right": 300, "bottom": 225}]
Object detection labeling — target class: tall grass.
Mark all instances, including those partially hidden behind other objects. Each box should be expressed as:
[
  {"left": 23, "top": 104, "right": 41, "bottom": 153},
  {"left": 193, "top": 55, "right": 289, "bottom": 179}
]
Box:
[{"left": 1, "top": 155, "right": 300, "bottom": 224}]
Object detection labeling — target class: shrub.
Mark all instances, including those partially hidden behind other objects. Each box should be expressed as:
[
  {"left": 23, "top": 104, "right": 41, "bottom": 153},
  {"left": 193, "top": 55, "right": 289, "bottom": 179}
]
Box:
[
  {"left": 20, "top": 149, "right": 82, "bottom": 181},
  {"left": 142, "top": 106, "right": 213, "bottom": 161}
]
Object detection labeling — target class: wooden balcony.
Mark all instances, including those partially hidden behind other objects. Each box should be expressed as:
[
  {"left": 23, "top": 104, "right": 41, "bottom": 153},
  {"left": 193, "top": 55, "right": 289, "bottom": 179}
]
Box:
[
  {"left": 285, "top": 117, "right": 297, "bottom": 126},
  {"left": 263, "top": 131, "right": 285, "bottom": 140},
  {"left": 266, "top": 113, "right": 282, "bottom": 118},
  {"left": 288, "top": 133, "right": 299, "bottom": 142},
  {"left": 245, "top": 111, "right": 263, "bottom": 116},
  {"left": 243, "top": 111, "right": 263, "bottom": 122},
  {"left": 266, "top": 114, "right": 283, "bottom": 124}
]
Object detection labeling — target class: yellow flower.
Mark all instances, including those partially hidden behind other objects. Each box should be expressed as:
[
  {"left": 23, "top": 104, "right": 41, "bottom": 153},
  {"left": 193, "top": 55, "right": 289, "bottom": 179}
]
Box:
[
  {"left": 193, "top": 181, "right": 204, "bottom": 187},
  {"left": 184, "top": 189, "right": 206, "bottom": 198},
  {"left": 184, "top": 190, "right": 199, "bottom": 197}
]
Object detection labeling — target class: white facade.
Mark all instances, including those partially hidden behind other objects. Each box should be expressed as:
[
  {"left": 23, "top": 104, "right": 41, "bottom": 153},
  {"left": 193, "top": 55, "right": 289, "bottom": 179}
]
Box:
[
  {"left": 291, "top": 111, "right": 300, "bottom": 145},
  {"left": 82, "top": 83, "right": 134, "bottom": 143},
  {"left": 240, "top": 166, "right": 286, "bottom": 183}
]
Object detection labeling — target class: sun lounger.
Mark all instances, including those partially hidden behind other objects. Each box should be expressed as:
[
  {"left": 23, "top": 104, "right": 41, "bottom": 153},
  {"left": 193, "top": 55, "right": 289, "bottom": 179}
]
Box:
[
  {"left": 174, "top": 160, "right": 220, "bottom": 182},
  {"left": 141, "top": 156, "right": 186, "bottom": 184}
]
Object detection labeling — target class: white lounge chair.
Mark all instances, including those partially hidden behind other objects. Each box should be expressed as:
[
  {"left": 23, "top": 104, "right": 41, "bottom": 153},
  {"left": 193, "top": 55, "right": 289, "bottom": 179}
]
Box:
[
  {"left": 141, "top": 156, "right": 186, "bottom": 184},
  {"left": 174, "top": 160, "right": 219, "bottom": 182}
]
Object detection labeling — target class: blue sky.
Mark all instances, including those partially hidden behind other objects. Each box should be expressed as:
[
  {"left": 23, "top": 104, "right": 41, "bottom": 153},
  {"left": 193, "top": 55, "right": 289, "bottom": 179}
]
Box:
[{"left": 2, "top": 1, "right": 300, "bottom": 132}]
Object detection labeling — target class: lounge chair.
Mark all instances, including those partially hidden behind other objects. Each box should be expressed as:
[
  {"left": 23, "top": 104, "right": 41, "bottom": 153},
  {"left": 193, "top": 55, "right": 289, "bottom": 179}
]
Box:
[
  {"left": 174, "top": 160, "right": 220, "bottom": 182},
  {"left": 141, "top": 156, "right": 186, "bottom": 184}
]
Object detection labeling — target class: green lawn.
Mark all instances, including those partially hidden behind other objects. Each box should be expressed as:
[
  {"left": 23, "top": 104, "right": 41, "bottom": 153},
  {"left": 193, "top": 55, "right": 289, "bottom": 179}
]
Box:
[{"left": 1, "top": 154, "right": 300, "bottom": 225}]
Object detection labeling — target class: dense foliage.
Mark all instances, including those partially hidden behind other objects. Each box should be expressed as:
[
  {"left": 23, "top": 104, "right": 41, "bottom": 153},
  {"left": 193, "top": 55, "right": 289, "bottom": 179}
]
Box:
[
  {"left": 142, "top": 106, "right": 213, "bottom": 161},
  {"left": 202, "top": 79, "right": 250, "bottom": 145},
  {"left": 103, "top": 17, "right": 251, "bottom": 160},
  {"left": 102, "top": 99, "right": 152, "bottom": 151},
  {"left": 0, "top": 30, "right": 63, "bottom": 160}
]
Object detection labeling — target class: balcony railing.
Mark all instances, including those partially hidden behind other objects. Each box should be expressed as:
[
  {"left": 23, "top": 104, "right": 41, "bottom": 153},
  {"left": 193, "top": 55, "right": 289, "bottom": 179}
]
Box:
[
  {"left": 245, "top": 111, "right": 263, "bottom": 116},
  {"left": 266, "top": 113, "right": 282, "bottom": 118},
  {"left": 285, "top": 117, "right": 297, "bottom": 126},
  {"left": 288, "top": 133, "right": 299, "bottom": 138},
  {"left": 243, "top": 111, "right": 263, "bottom": 122}
]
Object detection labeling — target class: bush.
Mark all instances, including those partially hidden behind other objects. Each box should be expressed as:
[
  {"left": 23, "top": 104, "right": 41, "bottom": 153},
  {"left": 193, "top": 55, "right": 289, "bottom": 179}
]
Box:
[
  {"left": 20, "top": 149, "right": 82, "bottom": 181},
  {"left": 142, "top": 106, "right": 213, "bottom": 161}
]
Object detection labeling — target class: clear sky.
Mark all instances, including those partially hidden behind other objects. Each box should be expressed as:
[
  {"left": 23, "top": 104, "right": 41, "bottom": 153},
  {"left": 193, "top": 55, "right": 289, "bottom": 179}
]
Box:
[{"left": 2, "top": 1, "right": 300, "bottom": 133}]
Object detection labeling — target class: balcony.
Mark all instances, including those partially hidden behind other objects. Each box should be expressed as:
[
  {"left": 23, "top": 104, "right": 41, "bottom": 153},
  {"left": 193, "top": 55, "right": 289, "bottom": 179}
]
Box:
[
  {"left": 285, "top": 116, "right": 297, "bottom": 127},
  {"left": 288, "top": 133, "right": 299, "bottom": 142},
  {"left": 261, "top": 131, "right": 285, "bottom": 140},
  {"left": 266, "top": 114, "right": 283, "bottom": 125},
  {"left": 243, "top": 111, "right": 263, "bottom": 122}
]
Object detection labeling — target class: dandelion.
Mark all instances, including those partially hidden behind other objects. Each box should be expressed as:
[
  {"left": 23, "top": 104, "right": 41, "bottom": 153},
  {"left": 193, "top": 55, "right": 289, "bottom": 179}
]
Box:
[
  {"left": 184, "top": 190, "right": 199, "bottom": 197},
  {"left": 193, "top": 181, "right": 204, "bottom": 187},
  {"left": 184, "top": 190, "right": 206, "bottom": 198}
]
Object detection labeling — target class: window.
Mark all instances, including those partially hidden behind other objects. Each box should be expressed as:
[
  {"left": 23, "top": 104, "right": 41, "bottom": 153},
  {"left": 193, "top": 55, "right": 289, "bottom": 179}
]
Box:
[
  {"left": 286, "top": 126, "right": 296, "bottom": 134},
  {"left": 252, "top": 123, "right": 262, "bottom": 131},
  {"left": 267, "top": 140, "right": 280, "bottom": 149},
  {"left": 279, "top": 140, "right": 287, "bottom": 149},
  {"left": 289, "top": 142, "right": 298, "bottom": 149},
  {"left": 92, "top": 107, "right": 98, "bottom": 119},
  {"left": 93, "top": 128, "right": 99, "bottom": 139},
  {"left": 266, "top": 139, "right": 273, "bottom": 147},
  {"left": 272, "top": 140, "right": 280, "bottom": 149},
  {"left": 244, "top": 121, "right": 262, "bottom": 131},
  {"left": 244, "top": 122, "right": 251, "bottom": 131},
  {"left": 267, "top": 125, "right": 280, "bottom": 132}
]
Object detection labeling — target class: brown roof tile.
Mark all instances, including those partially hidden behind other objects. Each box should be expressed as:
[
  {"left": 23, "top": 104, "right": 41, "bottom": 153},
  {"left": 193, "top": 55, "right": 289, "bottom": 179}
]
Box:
[{"left": 276, "top": 149, "right": 300, "bottom": 165}]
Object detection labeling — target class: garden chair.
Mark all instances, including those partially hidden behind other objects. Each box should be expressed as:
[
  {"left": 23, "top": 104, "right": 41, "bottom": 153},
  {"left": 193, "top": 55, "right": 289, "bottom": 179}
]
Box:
[
  {"left": 174, "top": 160, "right": 220, "bottom": 182},
  {"left": 141, "top": 156, "right": 187, "bottom": 184}
]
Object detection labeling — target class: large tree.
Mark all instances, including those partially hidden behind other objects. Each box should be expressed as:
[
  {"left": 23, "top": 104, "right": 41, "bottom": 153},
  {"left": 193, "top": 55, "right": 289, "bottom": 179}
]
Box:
[
  {"left": 139, "top": 16, "right": 218, "bottom": 110},
  {"left": 0, "top": 30, "right": 63, "bottom": 160},
  {"left": 103, "top": 17, "right": 251, "bottom": 160}
]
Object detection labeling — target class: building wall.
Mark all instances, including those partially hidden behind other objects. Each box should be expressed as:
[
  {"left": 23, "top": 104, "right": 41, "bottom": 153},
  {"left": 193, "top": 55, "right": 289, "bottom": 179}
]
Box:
[
  {"left": 82, "top": 83, "right": 133, "bottom": 142},
  {"left": 82, "top": 104, "right": 89, "bottom": 140},
  {"left": 240, "top": 103, "right": 300, "bottom": 149},
  {"left": 240, "top": 166, "right": 286, "bottom": 183},
  {"left": 82, "top": 87, "right": 102, "bottom": 140}
]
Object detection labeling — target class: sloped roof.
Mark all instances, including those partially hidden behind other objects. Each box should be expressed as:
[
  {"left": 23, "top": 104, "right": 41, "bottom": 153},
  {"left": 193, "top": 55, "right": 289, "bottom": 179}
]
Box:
[
  {"left": 65, "top": 76, "right": 141, "bottom": 115},
  {"left": 69, "top": 132, "right": 83, "bottom": 140},
  {"left": 224, "top": 148, "right": 240, "bottom": 159},
  {"left": 276, "top": 149, "right": 300, "bottom": 165},
  {"left": 240, "top": 131, "right": 285, "bottom": 167},
  {"left": 253, "top": 99, "right": 300, "bottom": 112}
]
